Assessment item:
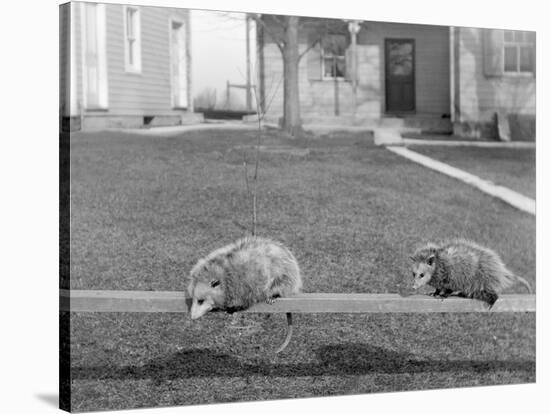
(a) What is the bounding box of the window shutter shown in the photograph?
[307,34,322,80]
[483,29,504,77]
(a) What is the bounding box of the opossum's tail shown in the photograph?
[275,313,293,354]
[515,275,532,293]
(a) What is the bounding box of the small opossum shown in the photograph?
[187,236,302,353]
[409,239,532,307]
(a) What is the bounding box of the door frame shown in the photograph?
[384,38,416,114]
[80,2,109,110]
[169,17,188,109]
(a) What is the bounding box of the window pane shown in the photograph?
[504,30,514,42]
[323,34,347,57]
[389,42,413,76]
[334,57,345,77]
[504,46,518,72]
[526,31,536,43]
[520,46,534,72]
[324,58,333,77]
[324,56,346,78]
[128,39,134,65]
[127,9,134,38]
[514,31,523,42]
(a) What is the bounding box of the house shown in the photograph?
[256,16,536,140]
[60,2,200,131]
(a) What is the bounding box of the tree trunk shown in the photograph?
[282,16,302,136]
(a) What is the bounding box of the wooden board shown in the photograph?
[60,290,535,314]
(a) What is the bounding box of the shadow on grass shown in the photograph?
[72,343,535,382]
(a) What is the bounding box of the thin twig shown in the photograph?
[235,47,284,236]
[250,14,285,54]
[243,154,251,200]
[251,84,263,236]
[298,37,320,62]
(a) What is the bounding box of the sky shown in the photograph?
[191,10,257,110]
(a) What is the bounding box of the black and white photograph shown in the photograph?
[54,0,540,412]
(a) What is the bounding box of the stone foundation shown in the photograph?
[61,112,203,131]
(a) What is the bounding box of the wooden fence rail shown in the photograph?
[60,290,535,314]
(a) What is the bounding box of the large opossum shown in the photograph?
[187,237,302,353]
[409,239,532,307]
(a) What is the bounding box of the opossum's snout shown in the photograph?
[411,258,434,289]
[412,273,427,290]
[190,297,214,320]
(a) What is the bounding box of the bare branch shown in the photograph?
[261,74,283,118]
[270,14,288,30]
[298,37,320,62]
[250,14,284,54]
[251,84,264,236]
[243,155,251,199]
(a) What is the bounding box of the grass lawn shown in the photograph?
[68,129,535,412]
[409,146,536,199]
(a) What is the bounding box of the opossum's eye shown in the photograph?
[197,299,204,305]
[427,255,435,266]
[210,279,221,288]
[419,273,425,278]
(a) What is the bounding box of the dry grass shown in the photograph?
[68,129,535,412]
[410,146,536,199]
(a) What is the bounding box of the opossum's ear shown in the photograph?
[210,279,221,288]
[427,255,435,266]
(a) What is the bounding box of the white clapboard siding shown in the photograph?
[71,3,191,116]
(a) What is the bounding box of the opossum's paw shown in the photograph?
[266,293,281,305]
[473,290,498,309]
[265,297,277,305]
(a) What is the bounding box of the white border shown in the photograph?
[1,1,546,414]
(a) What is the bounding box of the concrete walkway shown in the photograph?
[402,138,535,148]
[386,146,535,216]
[121,122,264,136]
[123,122,380,137]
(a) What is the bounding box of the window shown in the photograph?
[124,6,141,72]
[321,33,347,79]
[503,30,535,74]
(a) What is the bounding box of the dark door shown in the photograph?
[385,39,415,113]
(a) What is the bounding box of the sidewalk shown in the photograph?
[402,138,535,148]
[121,122,262,136]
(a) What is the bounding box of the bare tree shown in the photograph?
[250,15,303,136]
[251,14,350,136]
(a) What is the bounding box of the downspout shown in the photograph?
[348,20,360,119]
[449,26,455,123]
